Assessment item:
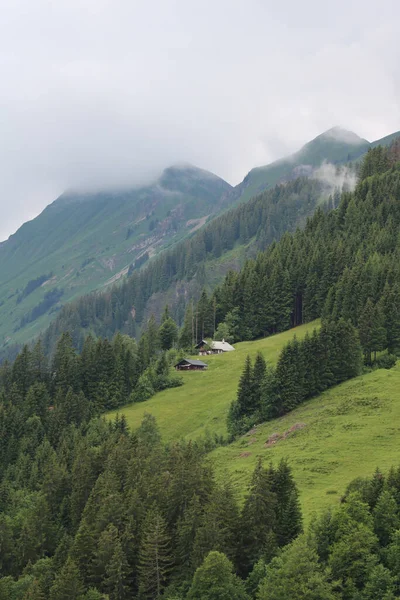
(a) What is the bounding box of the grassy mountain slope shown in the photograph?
[108,321,400,523]
[0,165,231,347]
[107,322,318,441]
[227,127,400,206]
[222,127,370,205]
[2,128,399,355]
[211,364,400,523]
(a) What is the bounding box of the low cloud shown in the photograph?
[0,0,399,240]
[314,162,358,194]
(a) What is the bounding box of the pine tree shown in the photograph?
[49,558,84,600]
[380,284,400,355]
[258,535,337,600]
[239,460,277,575]
[363,564,396,600]
[104,540,131,600]
[272,460,302,547]
[138,507,172,599]
[175,494,202,580]
[236,355,254,418]
[227,356,254,435]
[251,352,266,415]
[180,303,195,349]
[159,317,178,350]
[333,319,362,382]
[52,332,80,394]
[373,490,399,547]
[187,551,249,600]
[192,482,239,568]
[359,298,386,364]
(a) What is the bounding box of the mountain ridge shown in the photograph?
[0,127,399,352]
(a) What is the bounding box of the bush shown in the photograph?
[374,354,397,370]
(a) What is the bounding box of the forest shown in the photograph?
[0,143,400,598]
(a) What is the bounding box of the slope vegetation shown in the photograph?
[228,127,400,205]
[211,363,400,522]
[0,165,231,349]
[108,319,400,522]
[108,322,318,442]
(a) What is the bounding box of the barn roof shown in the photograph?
[194,339,209,349]
[211,340,235,351]
[175,358,208,367]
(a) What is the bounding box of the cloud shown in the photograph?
[314,162,358,194]
[0,0,399,240]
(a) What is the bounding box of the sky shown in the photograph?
[1,0,399,241]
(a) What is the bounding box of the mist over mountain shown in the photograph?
[1,125,399,357]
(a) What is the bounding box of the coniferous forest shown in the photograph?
[0,143,400,598]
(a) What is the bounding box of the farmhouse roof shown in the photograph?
[194,339,209,348]
[175,359,208,367]
[210,340,235,351]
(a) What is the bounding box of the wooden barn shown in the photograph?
[174,359,208,371]
[195,340,211,356]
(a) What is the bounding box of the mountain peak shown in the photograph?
[315,126,369,146]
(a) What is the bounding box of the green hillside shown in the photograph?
[107,322,318,441]
[2,128,399,359]
[211,363,400,522]
[0,165,231,349]
[230,127,400,205]
[107,318,400,523]
[226,127,370,205]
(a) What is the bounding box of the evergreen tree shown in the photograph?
[104,540,131,600]
[159,317,178,350]
[192,482,239,568]
[359,299,386,364]
[258,535,337,600]
[373,490,399,547]
[239,460,277,575]
[251,353,267,415]
[187,551,249,600]
[363,564,396,600]
[49,558,84,600]
[138,507,172,599]
[271,460,302,547]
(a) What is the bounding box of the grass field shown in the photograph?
[107,321,319,442]
[211,363,400,523]
[108,321,400,523]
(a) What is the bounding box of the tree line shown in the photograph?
[227,319,363,436]
[256,464,400,599]
[0,345,303,600]
[1,306,183,418]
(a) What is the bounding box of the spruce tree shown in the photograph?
[258,535,337,600]
[49,558,84,600]
[192,482,239,568]
[251,352,267,415]
[138,507,172,599]
[104,540,131,600]
[159,317,178,350]
[187,551,249,600]
[272,460,302,547]
[381,284,400,355]
[239,460,277,575]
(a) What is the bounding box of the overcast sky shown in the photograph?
[1,0,399,241]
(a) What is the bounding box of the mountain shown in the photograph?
[1,131,400,599]
[0,164,231,348]
[1,127,399,355]
[223,126,400,206]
